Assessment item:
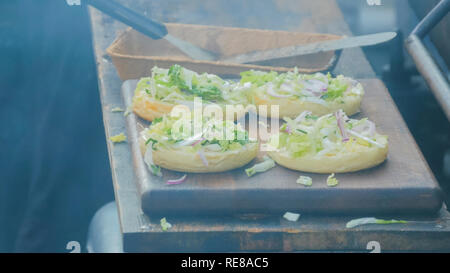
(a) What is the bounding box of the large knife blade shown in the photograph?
[220,31,397,64]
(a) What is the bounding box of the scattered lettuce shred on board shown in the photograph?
[109,133,127,143]
[111,107,125,112]
[245,156,275,177]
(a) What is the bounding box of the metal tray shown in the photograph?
[122,78,443,217]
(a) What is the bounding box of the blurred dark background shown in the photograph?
[0,0,448,252]
[0,0,113,252]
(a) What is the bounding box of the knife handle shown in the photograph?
[88,0,168,40]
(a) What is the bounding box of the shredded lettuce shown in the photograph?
[111,107,124,112]
[160,217,172,231]
[320,76,348,101]
[240,70,278,86]
[240,69,360,104]
[346,217,408,228]
[283,212,301,222]
[326,173,339,187]
[245,156,276,177]
[136,65,233,103]
[141,114,254,153]
[144,148,162,176]
[123,106,132,117]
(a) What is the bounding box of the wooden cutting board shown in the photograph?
[122,78,443,217]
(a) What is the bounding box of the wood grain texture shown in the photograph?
[89,0,450,252]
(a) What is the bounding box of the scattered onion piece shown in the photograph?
[166,174,187,185]
[346,217,407,228]
[335,110,349,142]
[303,79,328,93]
[347,129,385,148]
[197,150,209,166]
[175,133,204,147]
[327,173,339,187]
[109,133,127,143]
[283,125,292,134]
[160,217,172,231]
[266,83,293,98]
[204,144,221,152]
[301,97,329,107]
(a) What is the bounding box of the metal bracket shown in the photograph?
[405,0,450,120]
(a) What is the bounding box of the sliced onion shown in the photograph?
[335,110,349,142]
[197,150,209,166]
[166,174,187,185]
[298,88,315,97]
[295,111,312,122]
[174,133,204,147]
[282,125,292,134]
[303,79,328,93]
[266,83,293,98]
[191,137,205,146]
[280,83,294,92]
[301,97,329,107]
[347,129,385,148]
[204,144,222,152]
[353,120,376,136]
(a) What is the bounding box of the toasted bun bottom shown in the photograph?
[267,145,388,173]
[132,95,247,121]
[132,95,175,122]
[253,94,362,118]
